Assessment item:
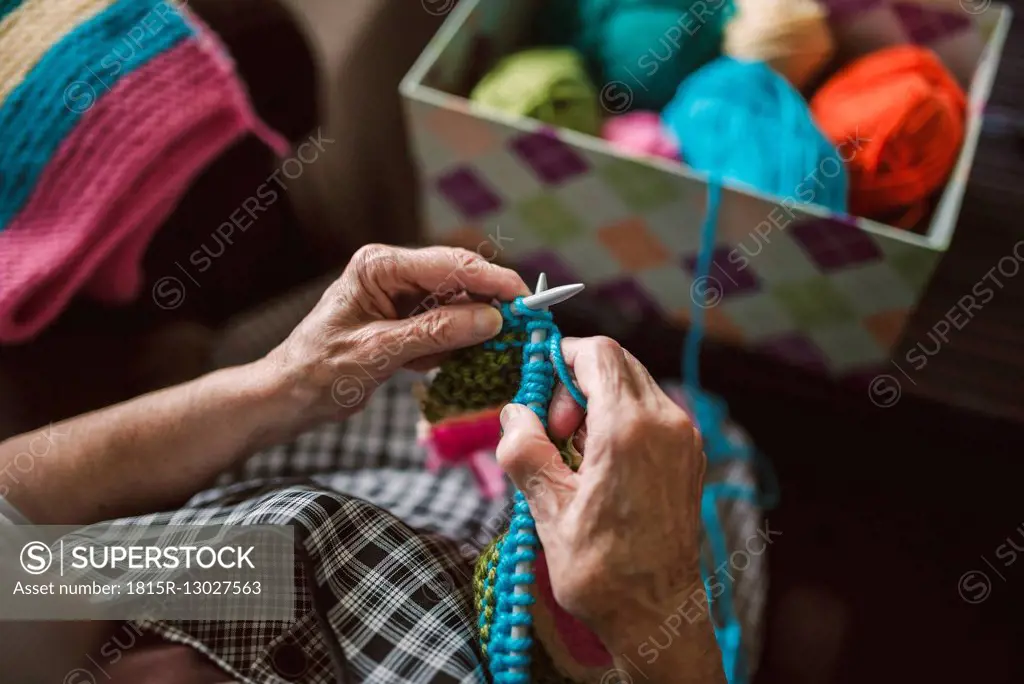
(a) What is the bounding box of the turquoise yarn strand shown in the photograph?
[701,483,758,684]
[684,180,773,684]
[487,298,586,683]
[684,180,722,392]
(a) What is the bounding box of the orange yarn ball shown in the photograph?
[810,45,966,229]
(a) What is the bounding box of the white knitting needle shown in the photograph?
[534,271,548,296]
[517,283,585,313]
[507,273,584,671]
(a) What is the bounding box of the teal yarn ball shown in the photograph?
[536,0,730,112]
[601,2,728,111]
[662,57,848,213]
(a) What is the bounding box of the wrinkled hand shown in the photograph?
[265,244,528,428]
[496,336,707,651]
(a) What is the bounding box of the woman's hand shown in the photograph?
[496,337,724,683]
[264,244,528,429]
[0,244,526,526]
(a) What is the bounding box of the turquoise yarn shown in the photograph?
[486,299,586,683]
[663,57,848,214]
[534,0,729,112]
[601,2,728,111]
[684,178,778,684]
[0,0,193,228]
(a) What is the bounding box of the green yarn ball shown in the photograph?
[470,48,602,136]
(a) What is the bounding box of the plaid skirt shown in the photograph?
[87,369,770,683]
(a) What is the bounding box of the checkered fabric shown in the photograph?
[2,367,766,683]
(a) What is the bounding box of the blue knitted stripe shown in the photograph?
[0,0,194,229]
[485,298,586,683]
[0,0,24,23]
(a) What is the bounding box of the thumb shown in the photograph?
[378,303,504,368]
[497,403,574,523]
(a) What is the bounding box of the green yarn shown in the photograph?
[475,529,574,683]
[470,48,602,136]
[474,538,500,658]
[421,330,526,423]
[554,437,582,471]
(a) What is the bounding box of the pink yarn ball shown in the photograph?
[601,111,680,161]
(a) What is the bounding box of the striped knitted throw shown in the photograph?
[0,0,287,343]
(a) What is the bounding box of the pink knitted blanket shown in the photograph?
[0,0,287,342]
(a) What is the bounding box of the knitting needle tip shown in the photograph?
[534,272,548,295]
[519,283,585,311]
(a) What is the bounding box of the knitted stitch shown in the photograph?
[421,329,526,424]
[0,0,118,105]
[0,0,286,342]
[418,298,587,681]
[0,0,193,226]
[471,300,586,683]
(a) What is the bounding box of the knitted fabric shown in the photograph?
[478,300,585,683]
[0,0,287,343]
[421,329,527,424]
[418,299,586,682]
[0,0,118,106]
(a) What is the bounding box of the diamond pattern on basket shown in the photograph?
[509,129,589,185]
[789,219,884,271]
[864,308,912,348]
[888,249,941,290]
[683,247,762,298]
[595,277,663,320]
[436,166,504,219]
[405,0,988,379]
[516,250,582,287]
[772,277,858,328]
[516,193,585,245]
[598,217,672,272]
[599,158,685,211]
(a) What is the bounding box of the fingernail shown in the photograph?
[475,307,503,338]
[499,403,518,428]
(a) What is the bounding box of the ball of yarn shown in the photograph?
[725,0,835,91]
[663,56,848,213]
[470,48,602,136]
[535,0,729,112]
[810,45,966,228]
[602,111,681,160]
[600,2,729,111]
